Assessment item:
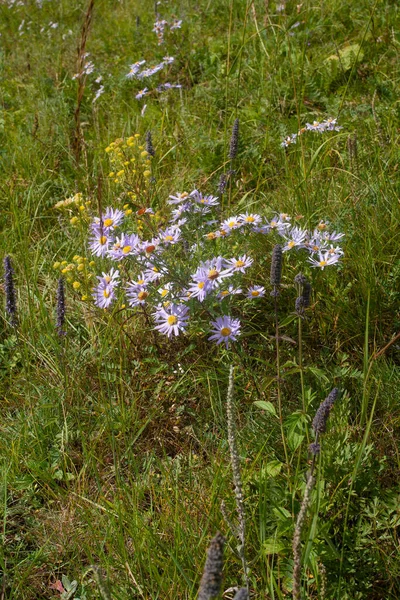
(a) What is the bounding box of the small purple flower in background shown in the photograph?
[136,88,149,100]
[126,60,146,79]
[246,285,265,299]
[170,19,182,31]
[281,133,297,148]
[209,316,241,348]
[153,303,189,337]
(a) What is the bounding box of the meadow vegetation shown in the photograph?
[0,0,400,598]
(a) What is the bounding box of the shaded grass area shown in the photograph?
[0,0,400,598]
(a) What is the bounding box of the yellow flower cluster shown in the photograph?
[53,255,95,301]
[105,135,153,199]
[54,193,92,226]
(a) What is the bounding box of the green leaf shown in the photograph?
[265,459,283,477]
[263,538,287,555]
[254,400,277,417]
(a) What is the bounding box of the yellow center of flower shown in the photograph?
[165,235,174,242]
[167,315,178,325]
[317,223,327,231]
[245,216,255,222]
[137,279,145,285]
[228,221,236,228]
[161,289,168,297]
[198,282,205,289]
[208,269,219,280]
[220,291,229,297]
[103,290,110,298]
[104,218,114,227]
[251,290,260,297]
[219,230,227,237]
[235,260,245,268]
[288,241,296,249]
[122,245,132,254]
[100,236,107,245]
[270,221,277,228]
[207,232,216,240]
[312,245,319,251]
[138,291,148,301]
[319,260,327,267]
[105,276,111,283]
[221,327,232,337]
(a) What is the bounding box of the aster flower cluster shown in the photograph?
[152,18,182,44]
[63,155,345,351]
[126,8,183,109]
[281,117,342,148]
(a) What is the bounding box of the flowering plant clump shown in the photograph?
[54,135,345,350]
[281,117,343,148]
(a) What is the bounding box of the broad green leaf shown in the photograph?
[254,400,277,417]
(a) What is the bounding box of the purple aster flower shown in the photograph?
[153,303,189,337]
[308,250,341,269]
[107,233,140,261]
[281,226,307,252]
[190,190,220,208]
[96,268,120,288]
[126,60,146,79]
[216,286,242,301]
[247,285,265,299]
[136,88,149,100]
[126,284,149,307]
[208,316,241,348]
[89,231,113,257]
[93,282,116,309]
[223,255,253,274]
[193,257,231,287]
[238,212,262,227]
[158,226,182,245]
[98,207,124,231]
[168,191,190,205]
[220,216,243,233]
[187,278,212,302]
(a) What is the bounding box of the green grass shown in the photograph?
[1,0,400,598]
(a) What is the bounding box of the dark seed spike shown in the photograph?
[56,277,66,337]
[198,532,225,600]
[145,131,155,157]
[312,388,339,435]
[4,255,18,327]
[218,173,227,195]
